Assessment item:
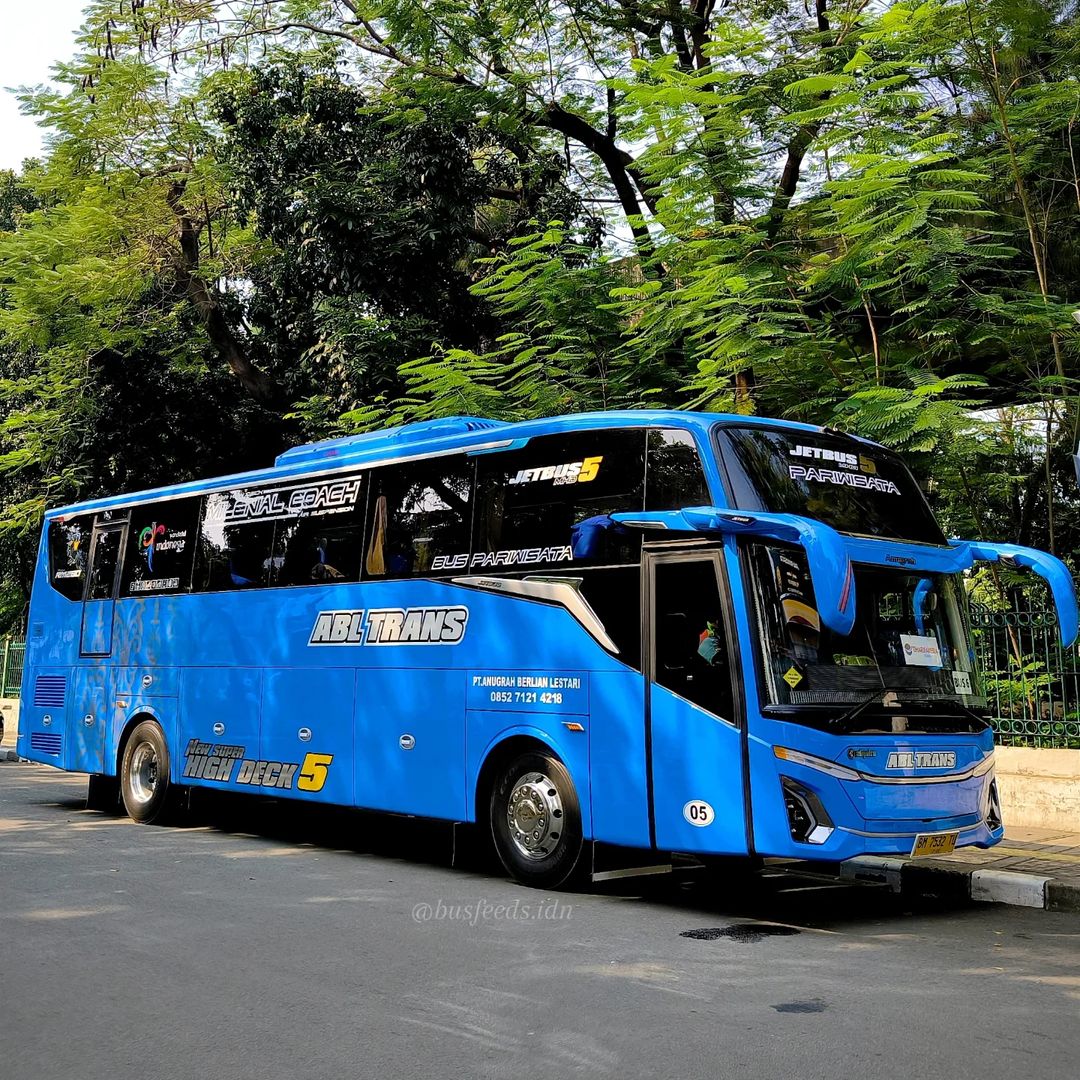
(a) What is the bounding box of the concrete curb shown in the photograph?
[842,855,1080,912]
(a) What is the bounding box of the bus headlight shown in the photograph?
[780,776,834,845]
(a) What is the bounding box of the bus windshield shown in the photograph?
[715,424,946,546]
[745,542,984,716]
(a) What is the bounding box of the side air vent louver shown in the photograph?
[30,732,62,756]
[33,675,67,708]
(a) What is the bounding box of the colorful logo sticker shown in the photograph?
[139,523,166,571]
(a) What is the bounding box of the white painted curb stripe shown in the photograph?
[970,869,1049,908]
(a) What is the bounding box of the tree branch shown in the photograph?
[534,103,658,251]
[764,0,832,241]
[166,182,277,405]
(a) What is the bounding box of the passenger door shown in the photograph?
[73,519,126,773]
[644,546,749,855]
[80,521,126,657]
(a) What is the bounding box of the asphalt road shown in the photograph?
[2,763,1079,1080]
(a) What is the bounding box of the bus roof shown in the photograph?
[49,408,829,518]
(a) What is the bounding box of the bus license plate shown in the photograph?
[910,831,958,858]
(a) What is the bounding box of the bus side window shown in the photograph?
[274,474,366,587]
[577,566,642,669]
[193,492,277,592]
[473,429,646,570]
[48,516,92,600]
[364,458,473,578]
[87,528,123,601]
[121,498,200,596]
[645,429,711,510]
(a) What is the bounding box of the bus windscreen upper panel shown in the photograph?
[714,425,946,546]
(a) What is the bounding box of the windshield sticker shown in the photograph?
[782,665,804,689]
[899,633,943,667]
[952,670,973,695]
[309,606,469,646]
[509,456,602,487]
[788,465,901,495]
[788,444,900,495]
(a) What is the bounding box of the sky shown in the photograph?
[0,1,88,170]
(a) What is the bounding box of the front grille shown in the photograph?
[30,732,62,756]
[33,675,67,708]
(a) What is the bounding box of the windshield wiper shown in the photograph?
[829,688,989,732]
[827,687,919,731]
[899,696,990,729]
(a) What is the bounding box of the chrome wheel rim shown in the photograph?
[129,742,160,805]
[506,771,563,860]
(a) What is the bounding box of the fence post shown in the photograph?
[1,637,9,697]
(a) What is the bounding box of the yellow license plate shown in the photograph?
[910,831,959,858]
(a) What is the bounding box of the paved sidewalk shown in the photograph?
[843,827,1080,912]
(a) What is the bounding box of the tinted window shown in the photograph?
[716,426,945,545]
[274,474,366,587]
[87,527,124,601]
[364,458,473,578]
[652,558,734,720]
[474,430,646,571]
[645,428,711,510]
[121,499,199,596]
[194,490,278,591]
[578,566,642,669]
[48,516,92,600]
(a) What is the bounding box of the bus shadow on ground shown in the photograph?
[82,783,977,932]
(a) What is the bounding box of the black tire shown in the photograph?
[120,721,176,824]
[489,750,584,889]
[86,773,121,814]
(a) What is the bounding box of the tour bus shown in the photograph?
[17,411,1079,886]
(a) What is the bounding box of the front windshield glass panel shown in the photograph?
[716,425,946,545]
[746,542,983,709]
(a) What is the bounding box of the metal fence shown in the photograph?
[970,602,1080,749]
[1,634,25,698]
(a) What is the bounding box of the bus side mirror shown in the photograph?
[957,540,1079,648]
[611,507,856,636]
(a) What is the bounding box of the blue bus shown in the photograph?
[17,410,1079,886]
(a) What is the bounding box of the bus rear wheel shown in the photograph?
[120,721,176,824]
[490,750,583,889]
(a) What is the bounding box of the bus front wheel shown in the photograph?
[120,721,176,824]
[490,751,584,889]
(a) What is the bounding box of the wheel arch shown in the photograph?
[470,725,591,839]
[113,708,170,778]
